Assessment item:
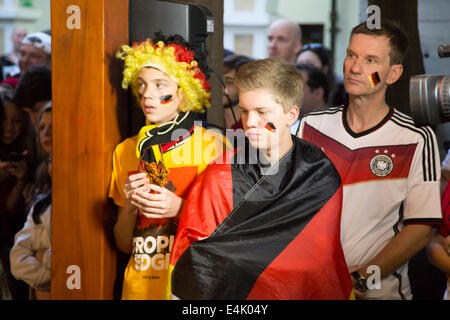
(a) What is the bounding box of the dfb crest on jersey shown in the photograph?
[370,154,394,177]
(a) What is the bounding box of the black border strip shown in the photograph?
[343,105,394,138]
[392,112,437,181]
[390,117,432,181]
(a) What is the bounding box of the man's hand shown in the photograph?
[349,264,368,299]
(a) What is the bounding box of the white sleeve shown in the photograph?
[9,205,51,291]
[403,127,442,223]
[297,117,306,138]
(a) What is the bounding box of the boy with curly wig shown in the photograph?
[109,34,228,300]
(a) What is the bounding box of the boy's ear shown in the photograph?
[286,105,300,127]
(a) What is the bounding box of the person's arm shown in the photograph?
[4,160,28,213]
[427,229,450,274]
[350,224,432,298]
[360,224,432,278]
[113,201,137,254]
[10,206,51,291]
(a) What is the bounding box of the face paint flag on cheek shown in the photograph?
[368,72,381,88]
[160,94,173,104]
[265,122,276,134]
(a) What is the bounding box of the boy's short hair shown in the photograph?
[295,63,329,104]
[350,19,408,65]
[234,58,303,112]
[223,54,254,74]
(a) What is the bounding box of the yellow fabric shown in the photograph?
[109,126,229,300]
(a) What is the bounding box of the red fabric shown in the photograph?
[247,186,352,299]
[440,183,450,237]
[0,77,19,88]
[170,158,235,266]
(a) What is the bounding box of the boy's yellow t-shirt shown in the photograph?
[109,126,228,300]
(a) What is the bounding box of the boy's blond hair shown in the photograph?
[234,58,303,112]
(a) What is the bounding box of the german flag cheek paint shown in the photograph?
[368,71,381,88]
[265,122,276,134]
[159,94,173,105]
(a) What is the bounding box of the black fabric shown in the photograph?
[172,137,341,299]
[138,111,196,164]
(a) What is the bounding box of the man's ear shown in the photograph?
[295,42,303,56]
[286,105,300,126]
[386,64,403,85]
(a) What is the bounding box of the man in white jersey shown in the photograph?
[298,19,442,299]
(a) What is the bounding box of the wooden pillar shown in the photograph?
[51,0,128,299]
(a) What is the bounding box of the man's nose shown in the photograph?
[349,58,362,73]
[245,111,259,128]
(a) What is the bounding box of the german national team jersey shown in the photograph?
[299,105,442,300]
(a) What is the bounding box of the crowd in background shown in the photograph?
[222,18,347,134]
[0,29,52,299]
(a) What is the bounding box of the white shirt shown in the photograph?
[299,106,442,299]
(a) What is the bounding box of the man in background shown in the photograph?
[1,28,27,79]
[267,19,302,65]
[18,32,51,76]
[222,54,253,129]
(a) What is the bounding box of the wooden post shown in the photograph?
[51,0,128,299]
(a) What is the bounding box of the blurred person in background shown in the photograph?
[13,64,51,135]
[297,43,348,107]
[267,19,302,65]
[1,28,27,79]
[291,63,329,134]
[222,54,254,129]
[17,32,51,77]
[10,154,52,300]
[0,90,37,299]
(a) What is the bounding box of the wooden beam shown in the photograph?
[51,0,128,299]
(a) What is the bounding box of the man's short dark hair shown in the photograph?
[223,54,254,74]
[14,64,51,109]
[350,19,408,65]
[295,63,329,104]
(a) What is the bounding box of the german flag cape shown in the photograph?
[170,137,353,299]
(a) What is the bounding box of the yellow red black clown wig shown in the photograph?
[116,37,211,113]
